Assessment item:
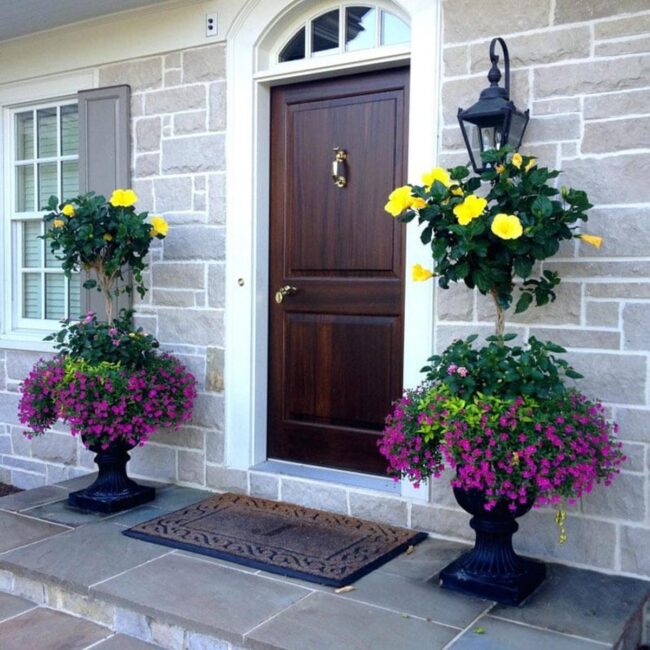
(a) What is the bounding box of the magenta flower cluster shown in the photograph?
[378,385,624,511]
[18,354,197,450]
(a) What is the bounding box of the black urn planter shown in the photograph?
[439,486,545,606]
[68,439,155,514]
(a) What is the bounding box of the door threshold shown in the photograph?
[252,459,400,495]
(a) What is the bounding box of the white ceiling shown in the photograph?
[0,0,172,42]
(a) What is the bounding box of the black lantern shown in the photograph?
[458,37,529,173]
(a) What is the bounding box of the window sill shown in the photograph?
[0,333,56,353]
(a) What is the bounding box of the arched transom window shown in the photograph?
[279,4,410,63]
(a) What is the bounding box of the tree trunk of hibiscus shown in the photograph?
[492,290,505,339]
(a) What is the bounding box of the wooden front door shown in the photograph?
[268,68,409,475]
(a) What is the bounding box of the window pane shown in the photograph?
[16,165,35,212]
[23,221,42,268]
[60,105,79,156]
[45,274,66,320]
[16,112,34,160]
[23,273,42,319]
[346,7,376,51]
[69,273,81,319]
[62,160,79,200]
[381,11,410,46]
[38,162,58,209]
[312,9,339,56]
[37,107,58,158]
[279,27,306,62]
[44,223,61,268]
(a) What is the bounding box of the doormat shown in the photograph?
[0,483,22,498]
[123,492,427,587]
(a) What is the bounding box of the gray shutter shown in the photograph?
[77,85,131,320]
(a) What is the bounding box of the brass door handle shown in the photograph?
[332,147,347,188]
[275,285,298,304]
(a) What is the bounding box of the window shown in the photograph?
[279,4,410,63]
[9,101,81,327]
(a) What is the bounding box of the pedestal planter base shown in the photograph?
[439,487,546,606]
[68,440,155,514]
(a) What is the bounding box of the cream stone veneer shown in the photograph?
[0,0,649,579]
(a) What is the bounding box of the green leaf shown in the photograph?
[565,369,584,379]
[513,257,533,278]
[532,195,553,218]
[515,292,533,314]
[82,279,97,290]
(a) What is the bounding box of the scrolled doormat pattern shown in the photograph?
[124,492,427,586]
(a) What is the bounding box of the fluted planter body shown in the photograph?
[439,486,545,605]
[67,439,155,514]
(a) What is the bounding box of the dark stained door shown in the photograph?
[268,68,409,475]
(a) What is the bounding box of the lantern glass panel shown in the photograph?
[508,110,528,149]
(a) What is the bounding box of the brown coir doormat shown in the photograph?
[124,492,427,586]
[0,483,22,498]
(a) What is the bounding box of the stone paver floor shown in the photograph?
[0,475,647,649]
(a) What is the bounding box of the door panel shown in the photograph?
[268,68,409,475]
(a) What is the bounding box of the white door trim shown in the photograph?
[224,0,442,501]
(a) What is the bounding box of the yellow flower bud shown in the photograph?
[579,234,603,249]
[53,219,64,228]
[412,264,434,282]
[511,153,523,168]
[524,157,536,172]
[103,233,113,242]
[495,164,505,174]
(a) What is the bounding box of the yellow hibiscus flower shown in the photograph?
[52,218,64,228]
[511,153,523,169]
[452,195,487,226]
[61,204,75,217]
[412,263,434,282]
[421,167,451,190]
[103,233,113,242]
[384,186,425,217]
[495,164,506,174]
[525,157,536,172]
[109,188,138,207]
[579,234,603,249]
[491,213,523,240]
[149,215,169,238]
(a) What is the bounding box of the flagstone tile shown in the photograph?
[0,592,36,622]
[92,634,163,649]
[246,591,458,650]
[0,485,67,512]
[0,607,110,650]
[0,511,68,553]
[92,553,310,644]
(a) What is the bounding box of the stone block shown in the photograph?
[554,0,650,23]
[596,12,650,39]
[249,473,279,500]
[470,26,590,72]
[208,172,226,224]
[619,441,645,473]
[128,443,177,481]
[584,88,650,120]
[443,45,467,76]
[583,115,650,154]
[178,450,205,484]
[165,51,181,69]
[581,472,645,520]
[205,429,224,464]
[194,175,206,192]
[208,81,227,131]
[441,126,464,151]
[145,85,206,115]
[182,44,226,83]
[436,283,474,321]
[623,303,650,351]
[586,301,619,328]
[163,69,182,87]
[30,433,76,465]
[5,350,43,380]
[152,262,205,289]
[206,347,224,393]
[157,308,223,346]
[620,525,650,576]
[411,504,473,541]
[596,36,650,57]
[516,508,616,569]
[206,465,247,492]
[155,176,194,212]
[186,632,230,650]
[587,282,650,299]
[194,192,206,211]
[57,590,114,626]
[579,208,650,258]
[616,408,650,443]
[528,326,620,350]
[164,225,225,261]
[565,351,646,404]
[132,179,154,212]
[151,620,185,649]
[174,110,207,135]
[435,324,526,353]
[114,607,151,641]
[175,354,206,390]
[281,478,348,514]
[207,264,226,308]
[162,134,224,174]
[155,425,205,449]
[191,393,224,429]
[534,55,650,97]
[0,435,10,454]
[135,117,161,153]
[11,427,31,455]
[99,57,162,91]
[525,114,581,143]
[443,0,550,43]
[349,492,408,527]
[533,97,581,116]
[2,455,46,474]
[134,153,159,177]
[152,289,195,307]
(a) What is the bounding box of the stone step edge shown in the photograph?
[0,567,248,650]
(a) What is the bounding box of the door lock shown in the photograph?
[275,285,298,304]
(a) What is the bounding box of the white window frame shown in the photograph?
[0,70,94,351]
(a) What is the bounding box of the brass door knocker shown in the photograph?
[331,147,347,188]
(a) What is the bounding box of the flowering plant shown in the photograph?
[44,189,168,322]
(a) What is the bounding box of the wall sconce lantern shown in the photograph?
[457,37,530,173]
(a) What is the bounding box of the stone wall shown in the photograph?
[436,0,650,577]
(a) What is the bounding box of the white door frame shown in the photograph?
[224,0,442,500]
